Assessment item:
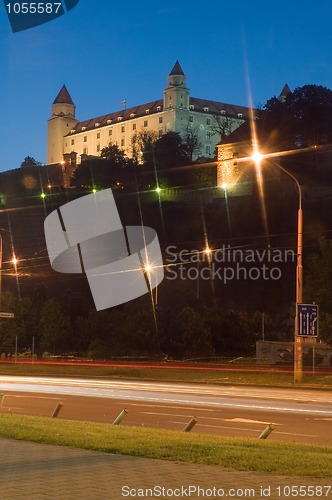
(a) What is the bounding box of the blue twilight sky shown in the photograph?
[0,0,332,171]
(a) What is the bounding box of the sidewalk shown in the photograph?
[0,437,328,499]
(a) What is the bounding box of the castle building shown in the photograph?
[47,61,253,168]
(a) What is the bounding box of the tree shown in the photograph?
[304,238,332,345]
[162,306,213,359]
[100,143,127,163]
[131,130,158,167]
[211,114,234,143]
[184,126,201,161]
[39,298,71,354]
[71,143,135,189]
[287,85,332,146]
[153,132,190,169]
[261,84,332,149]
[20,156,42,168]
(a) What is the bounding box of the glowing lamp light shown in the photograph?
[204,247,212,255]
[92,187,97,193]
[144,264,153,273]
[221,182,228,190]
[251,150,264,163]
[11,256,18,266]
[40,192,46,199]
[155,187,161,194]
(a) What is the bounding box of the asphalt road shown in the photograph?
[0,376,331,446]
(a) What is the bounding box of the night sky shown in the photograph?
[1,0,332,171]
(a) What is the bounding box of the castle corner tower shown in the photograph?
[47,85,78,164]
[163,60,190,111]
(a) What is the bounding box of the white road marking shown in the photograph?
[224,418,282,426]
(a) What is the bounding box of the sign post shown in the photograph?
[297,304,319,338]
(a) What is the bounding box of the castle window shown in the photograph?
[71,139,75,145]
[144,120,148,127]
[159,117,163,124]
[157,106,161,111]
[83,147,88,155]
[82,126,86,131]
[130,113,136,118]
[84,136,87,142]
[158,130,163,138]
[145,109,150,114]
[206,118,211,125]
[70,129,75,134]
[121,125,125,133]
[97,144,100,153]
[117,116,123,122]
[97,132,100,139]
[95,122,100,127]
[206,131,211,140]
[133,124,137,130]
[189,104,194,110]
[220,110,226,115]
[237,113,243,118]
[206,145,211,155]
[107,119,112,124]
[109,129,113,136]
[203,107,209,112]
[189,115,194,123]
[121,139,125,147]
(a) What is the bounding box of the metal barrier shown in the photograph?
[112,409,128,425]
[183,417,198,432]
[259,424,274,439]
[51,402,63,418]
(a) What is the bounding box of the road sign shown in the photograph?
[297,304,318,337]
[0,312,14,318]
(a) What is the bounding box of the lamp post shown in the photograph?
[270,160,303,383]
[251,153,304,383]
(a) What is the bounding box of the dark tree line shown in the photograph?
[0,287,285,360]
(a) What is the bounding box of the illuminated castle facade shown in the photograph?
[47,61,252,168]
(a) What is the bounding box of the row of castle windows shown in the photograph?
[71,118,164,146]
[70,109,241,136]
[70,121,210,148]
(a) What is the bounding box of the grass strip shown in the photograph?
[0,413,330,477]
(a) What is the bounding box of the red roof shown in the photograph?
[169,60,185,76]
[53,85,75,105]
[68,96,254,137]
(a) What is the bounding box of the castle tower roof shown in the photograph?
[279,83,291,98]
[169,60,185,76]
[53,85,75,105]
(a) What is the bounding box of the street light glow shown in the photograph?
[251,150,264,164]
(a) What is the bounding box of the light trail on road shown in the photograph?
[0,376,331,416]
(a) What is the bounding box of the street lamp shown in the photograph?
[251,152,304,383]
[0,229,19,317]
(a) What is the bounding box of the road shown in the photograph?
[0,376,331,446]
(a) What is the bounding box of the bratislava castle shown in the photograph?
[47,61,252,166]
